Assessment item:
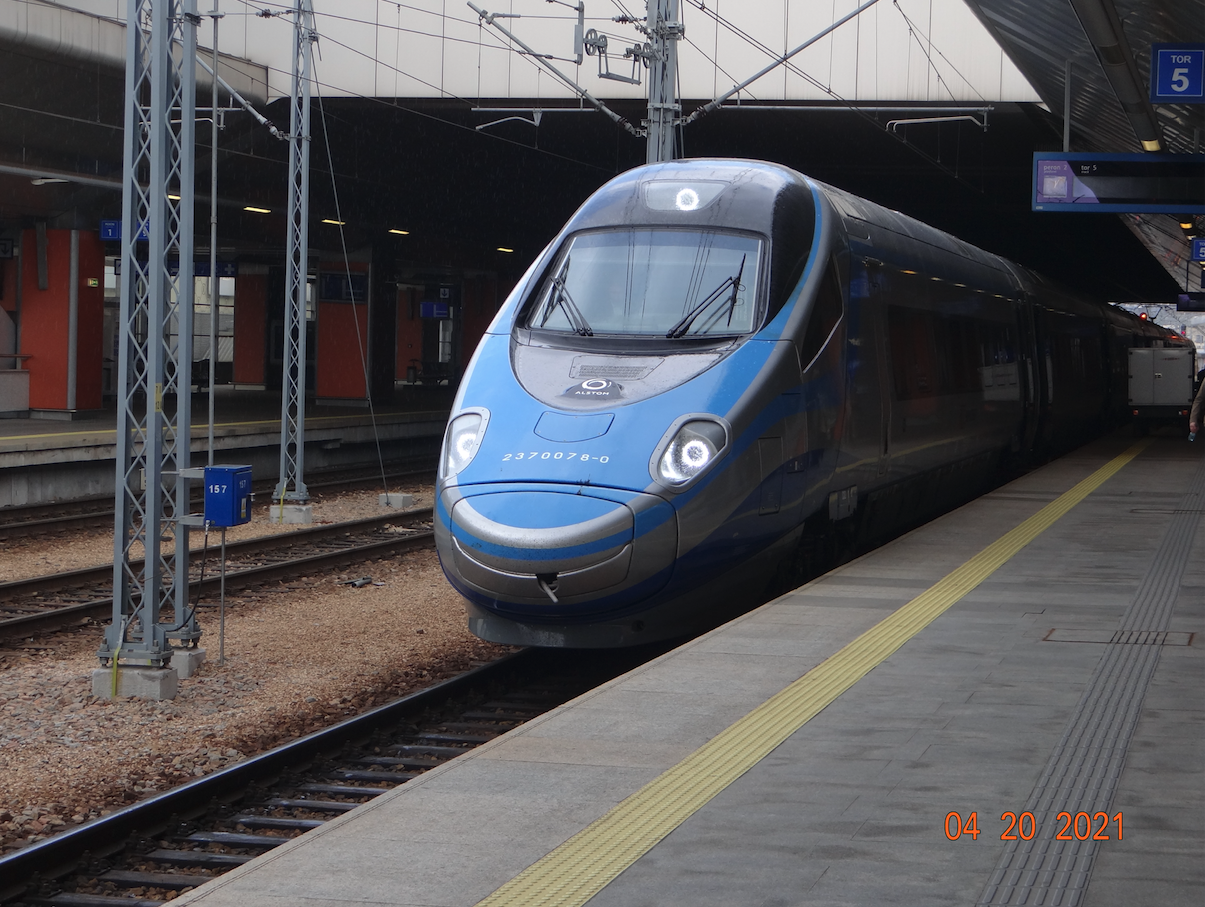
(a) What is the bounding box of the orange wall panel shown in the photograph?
[19,229,104,411]
[233,273,267,385]
[316,301,368,399]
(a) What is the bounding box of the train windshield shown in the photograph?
[527,229,763,338]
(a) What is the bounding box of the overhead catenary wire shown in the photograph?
[467,1,640,136]
[684,0,887,123]
[189,35,614,180]
[680,0,989,190]
[234,0,615,44]
[889,0,990,104]
[312,56,394,503]
[226,3,619,172]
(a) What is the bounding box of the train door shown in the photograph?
[874,298,892,477]
[1016,297,1041,457]
[842,261,889,490]
[1030,306,1057,454]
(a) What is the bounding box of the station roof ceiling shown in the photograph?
[963,0,1204,292]
[0,0,1200,300]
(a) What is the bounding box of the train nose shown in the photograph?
[437,487,676,613]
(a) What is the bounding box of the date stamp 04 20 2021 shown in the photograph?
[944,811,1123,842]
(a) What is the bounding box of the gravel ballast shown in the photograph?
[0,487,510,855]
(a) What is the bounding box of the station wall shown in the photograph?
[233,266,268,386]
[19,228,103,413]
[316,261,371,401]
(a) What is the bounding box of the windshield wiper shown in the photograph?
[539,256,593,336]
[665,254,747,339]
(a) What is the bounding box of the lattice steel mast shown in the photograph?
[274,0,316,513]
[101,0,202,672]
[644,0,682,163]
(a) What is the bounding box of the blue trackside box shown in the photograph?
[204,465,253,527]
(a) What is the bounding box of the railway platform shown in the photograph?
[172,432,1203,907]
[0,386,452,507]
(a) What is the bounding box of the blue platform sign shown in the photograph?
[1151,44,1205,103]
[318,271,368,303]
[99,219,150,241]
[1192,239,1205,262]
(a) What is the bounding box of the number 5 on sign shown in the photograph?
[1151,45,1205,103]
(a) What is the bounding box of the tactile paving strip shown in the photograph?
[471,445,1151,907]
[977,450,1205,907]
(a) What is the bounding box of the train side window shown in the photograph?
[799,260,843,370]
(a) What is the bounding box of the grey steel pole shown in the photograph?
[208,4,222,466]
[275,0,315,511]
[101,0,201,675]
[219,526,226,665]
[645,0,682,164]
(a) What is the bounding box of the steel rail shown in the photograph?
[0,651,534,895]
[0,511,435,640]
[0,458,437,538]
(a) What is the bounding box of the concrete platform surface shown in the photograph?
[0,387,451,507]
[0,386,451,455]
[171,435,1204,907]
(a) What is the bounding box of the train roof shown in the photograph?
[816,180,1019,297]
[563,159,813,238]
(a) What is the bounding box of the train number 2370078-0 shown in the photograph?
[502,452,611,463]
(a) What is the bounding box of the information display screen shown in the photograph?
[1177,293,1205,312]
[1032,153,1205,214]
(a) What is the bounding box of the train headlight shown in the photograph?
[655,418,728,487]
[643,180,727,212]
[442,409,489,479]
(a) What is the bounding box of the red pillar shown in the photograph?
[19,228,104,414]
[315,263,370,401]
[233,266,268,387]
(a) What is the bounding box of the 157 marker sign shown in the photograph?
[1151,44,1205,103]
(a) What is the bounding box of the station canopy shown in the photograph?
[0,0,1201,297]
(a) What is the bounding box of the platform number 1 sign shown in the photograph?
[1151,45,1205,103]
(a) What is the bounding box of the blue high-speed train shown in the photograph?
[434,159,1192,647]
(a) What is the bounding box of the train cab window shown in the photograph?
[798,260,843,370]
[525,229,763,340]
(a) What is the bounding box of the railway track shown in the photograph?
[0,458,437,541]
[0,508,436,641]
[0,646,667,906]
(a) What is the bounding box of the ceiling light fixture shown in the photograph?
[243,206,271,214]
[322,218,345,226]
[496,247,514,253]
[389,229,410,235]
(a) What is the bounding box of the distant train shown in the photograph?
[434,160,1194,647]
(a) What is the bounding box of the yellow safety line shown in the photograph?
[475,439,1150,907]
